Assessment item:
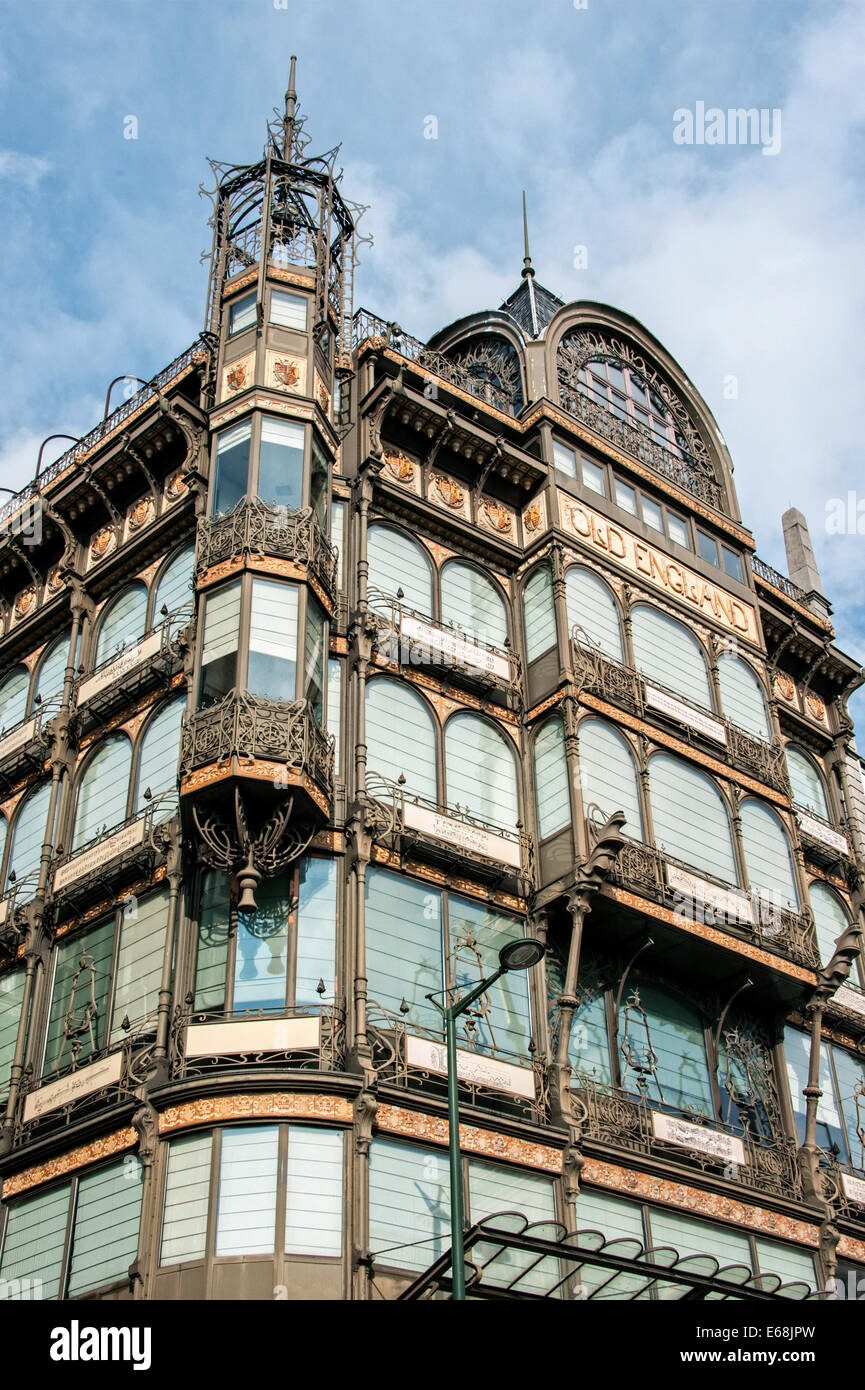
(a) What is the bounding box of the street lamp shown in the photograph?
[426,935,546,1301]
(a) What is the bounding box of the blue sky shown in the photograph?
[1,0,863,724]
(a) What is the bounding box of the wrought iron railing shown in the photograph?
[752,556,808,604]
[353,308,521,417]
[368,587,520,690]
[180,689,333,802]
[12,1031,152,1143]
[173,1002,346,1077]
[51,802,165,899]
[73,604,191,710]
[570,1069,802,1201]
[196,497,337,605]
[0,338,212,535]
[572,632,791,795]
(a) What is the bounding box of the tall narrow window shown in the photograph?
[534,719,570,839]
[8,781,52,890]
[369,1140,451,1273]
[631,605,712,710]
[247,579,298,700]
[717,654,770,739]
[0,965,25,1099]
[303,593,326,721]
[296,857,338,1004]
[522,566,556,663]
[72,737,132,849]
[809,883,851,968]
[326,659,341,764]
[785,746,830,818]
[66,1159,143,1296]
[648,754,736,883]
[620,982,713,1116]
[0,667,29,735]
[365,680,437,800]
[365,870,442,1035]
[0,1182,70,1299]
[211,421,251,516]
[258,417,305,511]
[740,800,798,909]
[284,1128,343,1256]
[367,525,433,616]
[199,582,241,705]
[331,502,345,588]
[566,568,624,661]
[134,697,184,812]
[310,436,329,534]
[444,714,518,828]
[109,888,170,1042]
[154,544,195,624]
[578,718,643,839]
[440,562,508,646]
[215,1126,279,1257]
[32,632,71,713]
[160,1133,212,1266]
[94,584,148,667]
[43,917,114,1075]
[228,292,256,335]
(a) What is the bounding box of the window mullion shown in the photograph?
[59,1177,79,1300]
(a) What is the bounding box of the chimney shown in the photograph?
[782,507,824,597]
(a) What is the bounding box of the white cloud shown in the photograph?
[0,149,50,189]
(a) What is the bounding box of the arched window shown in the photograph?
[153,544,195,623]
[648,754,737,883]
[785,747,830,819]
[619,981,713,1116]
[365,680,437,801]
[522,566,556,663]
[0,667,29,735]
[95,583,148,667]
[578,718,643,840]
[445,714,518,829]
[809,883,851,967]
[717,654,770,739]
[32,632,71,713]
[534,719,570,839]
[566,568,624,662]
[134,698,185,813]
[740,801,798,908]
[72,738,133,850]
[440,562,507,647]
[8,782,52,889]
[631,605,713,710]
[367,526,433,617]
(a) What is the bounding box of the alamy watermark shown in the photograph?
[673,102,781,156]
[826,492,865,535]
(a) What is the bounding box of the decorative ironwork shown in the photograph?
[353,309,522,418]
[196,498,337,605]
[192,786,319,911]
[174,1003,346,1078]
[556,329,726,512]
[752,555,808,604]
[51,803,165,908]
[72,604,191,731]
[572,631,791,795]
[180,689,333,804]
[0,701,55,795]
[368,587,520,698]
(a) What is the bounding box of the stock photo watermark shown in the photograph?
[673,103,782,156]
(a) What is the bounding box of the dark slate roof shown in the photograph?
[499,276,564,339]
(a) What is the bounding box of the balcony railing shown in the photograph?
[180,689,333,804]
[353,308,522,418]
[0,700,56,794]
[369,588,520,697]
[196,498,338,608]
[570,1069,802,1203]
[558,381,726,512]
[172,1002,346,1077]
[794,805,854,874]
[589,820,819,971]
[752,556,808,605]
[12,1031,150,1144]
[73,604,192,731]
[51,802,166,907]
[572,632,791,795]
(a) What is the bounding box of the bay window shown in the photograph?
[211,415,323,519]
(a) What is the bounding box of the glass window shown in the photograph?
[553,440,577,477]
[573,1188,647,1299]
[0,965,25,1101]
[270,289,307,331]
[228,292,256,335]
[8,781,51,891]
[365,679,437,800]
[215,1126,279,1257]
[581,456,606,495]
[753,1238,816,1290]
[160,1133,212,1266]
[154,544,195,626]
[570,982,611,1082]
[631,605,713,710]
[0,1181,71,1299]
[248,578,298,700]
[534,719,570,839]
[310,435,329,534]
[666,512,689,548]
[809,883,850,968]
[72,737,132,849]
[66,1159,143,1296]
[367,526,433,617]
[331,502,345,588]
[783,1025,844,1155]
[95,584,148,666]
[697,529,720,567]
[615,479,638,515]
[441,562,508,647]
[0,667,30,735]
[722,545,744,583]
[566,568,623,661]
[649,754,737,884]
[109,888,170,1043]
[740,800,798,909]
[303,593,326,721]
[834,1046,865,1172]
[468,1161,558,1296]
[284,1128,343,1256]
[445,713,518,829]
[326,658,341,764]
[785,747,830,819]
[295,857,337,1005]
[620,982,713,1116]
[717,654,770,740]
[578,718,643,840]
[212,421,251,516]
[134,697,184,812]
[33,633,71,714]
[449,895,532,1055]
[194,872,232,1013]
[258,417,304,511]
[641,496,664,532]
[369,1140,451,1272]
[523,566,557,663]
[649,1207,752,1279]
[233,875,291,1013]
[42,917,114,1075]
[199,582,241,705]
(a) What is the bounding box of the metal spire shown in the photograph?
[521,190,535,280]
[283,55,298,158]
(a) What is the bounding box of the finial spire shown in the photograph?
[521,190,535,280]
[283,55,298,158]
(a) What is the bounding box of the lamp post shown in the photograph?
[426,936,546,1301]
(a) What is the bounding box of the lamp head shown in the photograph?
[498,938,545,972]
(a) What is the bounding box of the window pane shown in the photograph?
[160,1133,212,1266]
[740,800,798,909]
[581,457,606,495]
[95,585,148,666]
[553,440,577,477]
[809,883,849,968]
[697,529,720,567]
[569,984,611,1081]
[523,566,557,663]
[110,888,170,1042]
[369,1140,451,1272]
[303,593,326,721]
[784,1025,844,1154]
[641,496,663,532]
[615,479,638,515]
[722,545,744,583]
[8,781,52,892]
[441,562,508,647]
[649,754,737,884]
[366,680,437,800]
[233,875,289,1012]
[228,292,256,334]
[786,747,830,818]
[248,579,298,700]
[326,659,341,764]
[212,422,251,516]
[285,1128,343,1256]
[154,545,195,626]
[73,737,132,848]
[566,568,623,661]
[33,634,70,714]
[200,582,241,704]
[534,719,570,839]
[270,289,307,330]
[649,1208,752,1277]
[0,966,25,1100]
[448,895,532,1056]
[134,697,184,812]
[296,856,337,1005]
[366,868,442,1034]
[0,1182,70,1299]
[573,1189,646,1299]
[195,872,231,1012]
[445,714,518,828]
[579,719,643,840]
[258,417,304,511]
[833,1046,865,1172]
[754,1238,816,1291]
[620,982,713,1115]
[215,1127,279,1256]
[717,655,770,739]
[631,605,713,710]
[67,1158,143,1296]
[468,1161,558,1295]
[310,435,329,534]
[667,513,689,547]
[43,918,114,1075]
[331,502,345,587]
[367,526,433,617]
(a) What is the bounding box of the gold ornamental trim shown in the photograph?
[837,1233,865,1262]
[368,845,526,913]
[581,1157,821,1248]
[375,1104,561,1173]
[1,1127,137,1199]
[157,1091,352,1134]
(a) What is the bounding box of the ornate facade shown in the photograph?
[0,71,863,1302]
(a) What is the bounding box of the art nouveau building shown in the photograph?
[0,76,863,1302]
